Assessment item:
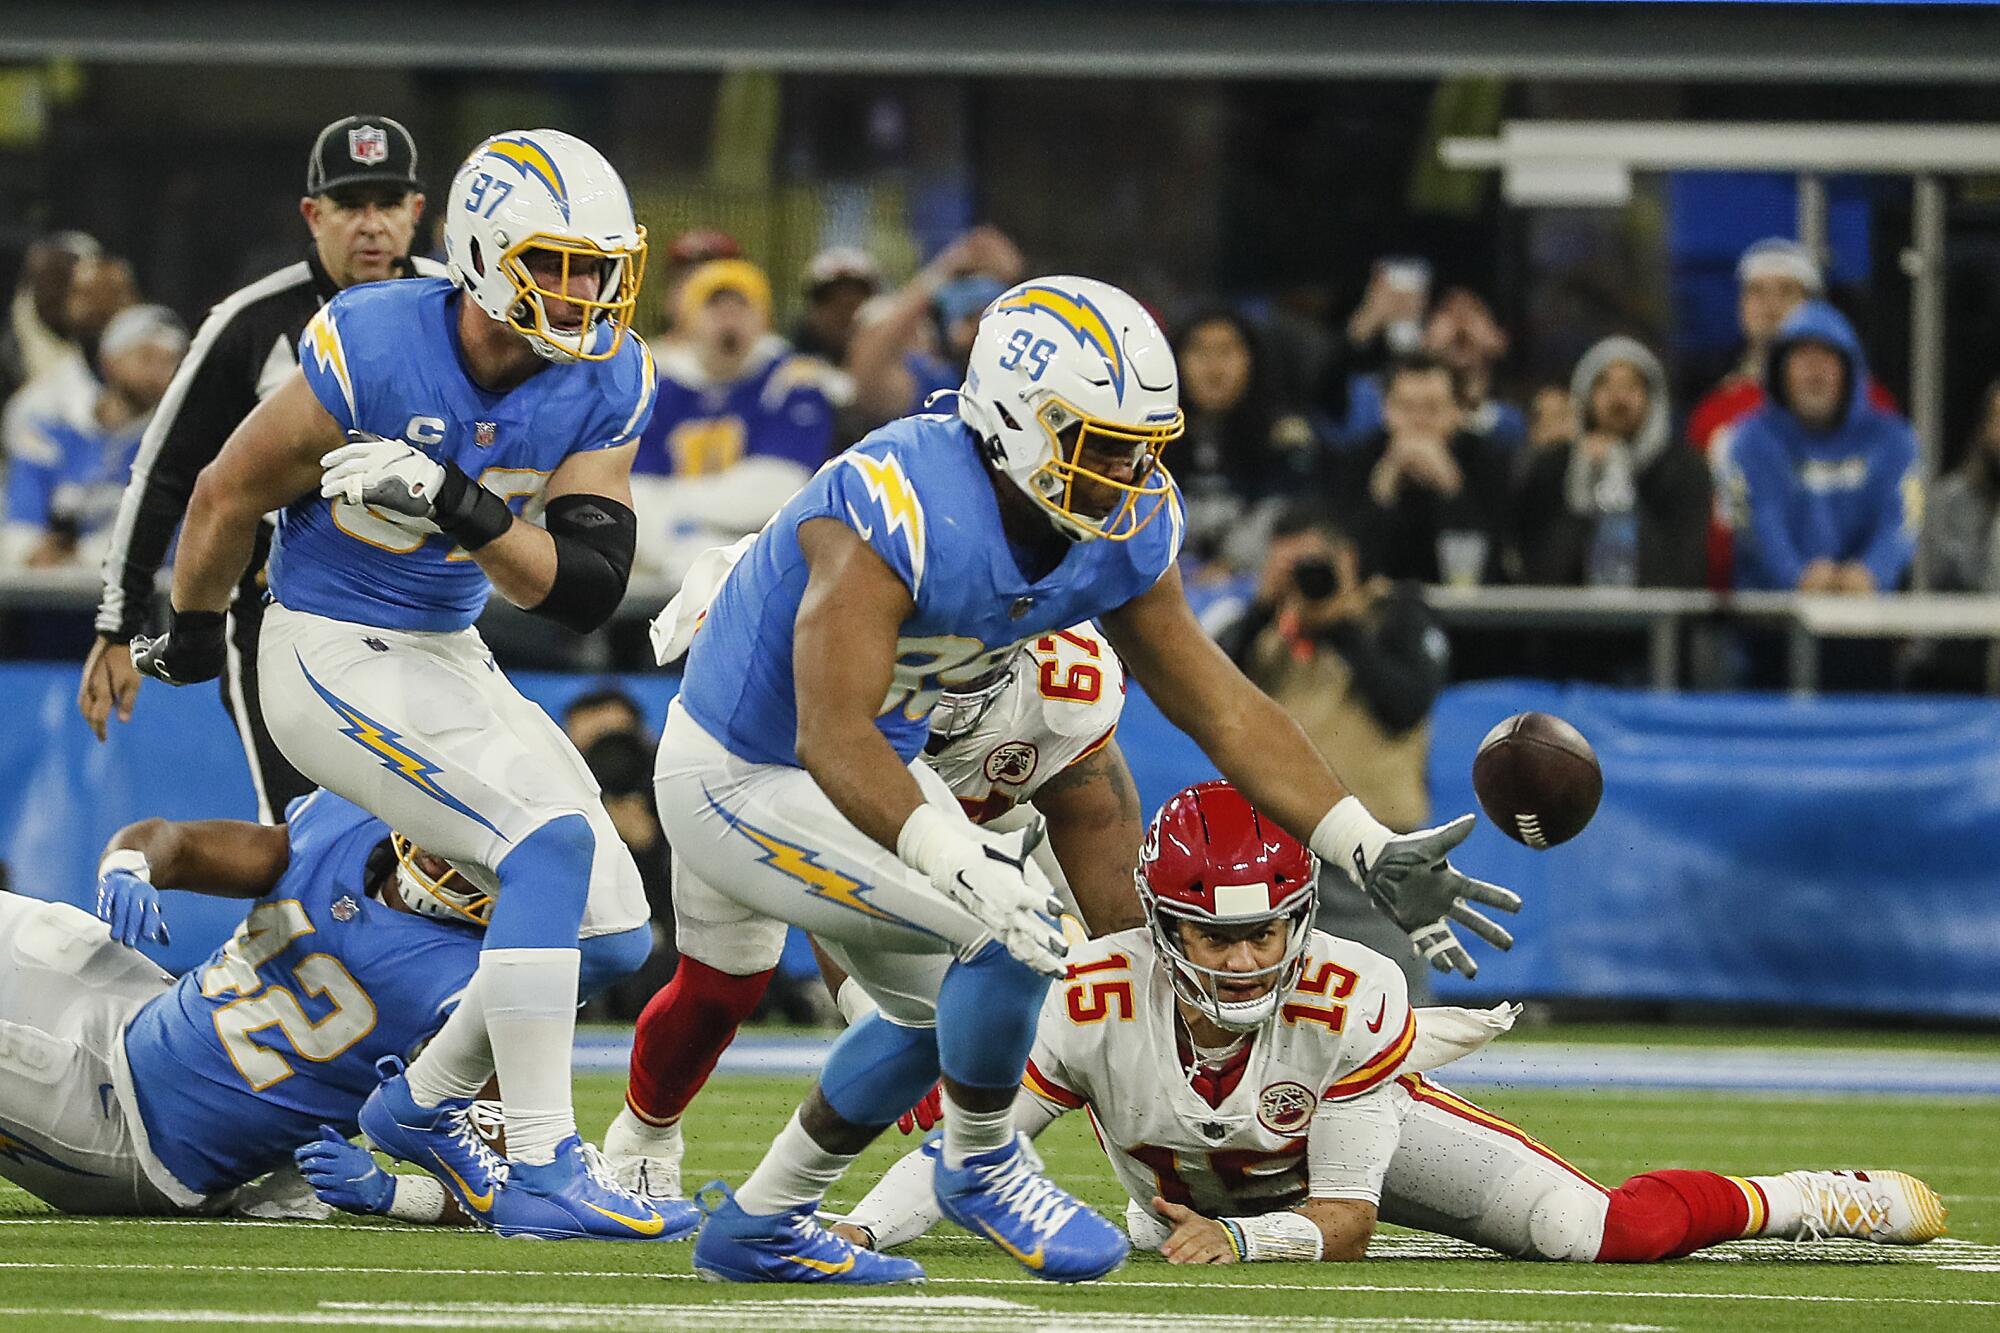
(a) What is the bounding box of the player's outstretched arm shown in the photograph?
[1153,1196,1377,1264]
[1102,565,1518,978]
[1029,738,1146,934]
[90,817,290,947]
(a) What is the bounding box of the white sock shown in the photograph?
[403,972,494,1108]
[941,1090,1013,1168]
[608,1104,683,1153]
[1744,1174,1806,1235]
[481,947,581,1166]
[735,1110,857,1215]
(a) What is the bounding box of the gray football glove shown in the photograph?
[1358,815,1521,979]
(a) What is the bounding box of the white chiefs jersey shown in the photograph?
[1023,926,1414,1219]
[924,624,1124,826]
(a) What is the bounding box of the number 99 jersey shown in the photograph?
[677,413,1183,769]
[1022,927,1415,1221]
[120,791,482,1200]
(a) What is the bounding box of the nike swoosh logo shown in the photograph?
[844,501,874,540]
[978,1220,1047,1269]
[438,1158,495,1213]
[582,1200,667,1236]
[1365,996,1388,1034]
[783,1252,856,1274]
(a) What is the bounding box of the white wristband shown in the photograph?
[386,1173,450,1224]
[1310,796,1393,887]
[98,848,151,882]
[895,803,969,879]
[1226,1208,1327,1262]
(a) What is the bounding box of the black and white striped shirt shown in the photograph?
[93,247,446,640]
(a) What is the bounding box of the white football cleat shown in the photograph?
[1784,1170,1947,1245]
[602,1104,685,1201]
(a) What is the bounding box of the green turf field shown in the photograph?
[3,1059,1996,1333]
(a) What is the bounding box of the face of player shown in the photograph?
[520,247,612,336]
[1740,274,1808,346]
[303,185,425,289]
[1586,360,1651,442]
[1781,340,1847,431]
[1383,367,1460,443]
[1060,427,1149,523]
[1176,917,1291,1008]
[1179,319,1252,415]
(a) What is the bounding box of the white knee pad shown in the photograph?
[1525,1179,1610,1263]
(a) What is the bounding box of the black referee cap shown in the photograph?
[307,115,422,197]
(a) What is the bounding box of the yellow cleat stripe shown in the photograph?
[977,1220,1046,1270]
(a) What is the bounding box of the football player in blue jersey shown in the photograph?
[647,275,1522,1285]
[0,791,487,1220]
[127,129,690,1241]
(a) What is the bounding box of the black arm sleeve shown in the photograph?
[1320,585,1449,736]
[530,493,637,634]
[94,314,261,640]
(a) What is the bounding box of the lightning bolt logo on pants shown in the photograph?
[297,655,504,839]
[702,788,922,931]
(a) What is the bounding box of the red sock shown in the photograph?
[1596,1170,1754,1262]
[625,958,773,1124]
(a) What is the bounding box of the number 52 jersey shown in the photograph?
[120,791,482,1197]
[1023,927,1415,1219]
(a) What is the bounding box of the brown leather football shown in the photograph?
[1471,711,1602,848]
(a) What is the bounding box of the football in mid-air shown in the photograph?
[1471,711,1602,849]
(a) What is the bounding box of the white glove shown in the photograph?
[320,430,447,519]
[898,805,1066,976]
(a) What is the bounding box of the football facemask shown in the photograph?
[1025,397,1182,543]
[391,833,492,927]
[500,234,648,363]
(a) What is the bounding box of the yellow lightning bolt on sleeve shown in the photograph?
[304,308,357,423]
[845,453,927,593]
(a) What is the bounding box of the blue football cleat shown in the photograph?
[487,1135,697,1241]
[934,1134,1128,1282]
[691,1180,925,1284]
[357,1071,505,1227]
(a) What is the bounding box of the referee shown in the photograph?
[79,115,445,821]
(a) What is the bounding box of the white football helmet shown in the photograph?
[391,833,492,928]
[442,129,648,364]
[957,276,1183,542]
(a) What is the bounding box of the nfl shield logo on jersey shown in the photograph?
[474,421,497,447]
[330,894,362,923]
[348,125,389,165]
[1257,1081,1315,1135]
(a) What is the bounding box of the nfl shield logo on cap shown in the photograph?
[348,125,389,165]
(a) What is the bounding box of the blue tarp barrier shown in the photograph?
[4,662,1997,1018]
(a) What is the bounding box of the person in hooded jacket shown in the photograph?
[1511,336,1711,589]
[1719,302,1920,594]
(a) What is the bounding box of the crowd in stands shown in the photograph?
[0,221,1975,685]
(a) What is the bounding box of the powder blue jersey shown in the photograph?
[273,277,656,632]
[679,413,1184,767]
[122,790,482,1196]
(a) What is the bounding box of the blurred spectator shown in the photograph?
[1327,353,1509,584]
[791,246,881,364]
[1919,378,2000,593]
[1171,309,1320,571]
[1512,336,1710,588]
[3,303,181,568]
[654,228,743,348]
[1212,505,1447,995]
[630,259,846,580]
[1525,382,1578,452]
[1423,288,1524,452]
[1720,301,1919,594]
[845,225,1023,427]
[580,730,674,1021]
[1687,239,1896,588]
[564,683,648,751]
[1320,257,1431,440]
[0,232,98,410]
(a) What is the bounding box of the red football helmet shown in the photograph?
[1137,781,1320,1031]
